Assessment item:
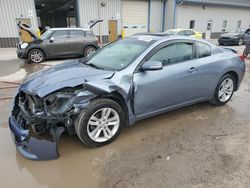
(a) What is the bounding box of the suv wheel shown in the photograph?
[210,74,235,106]
[75,99,125,147]
[28,49,44,63]
[84,46,96,57]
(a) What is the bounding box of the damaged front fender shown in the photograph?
[9,116,64,160]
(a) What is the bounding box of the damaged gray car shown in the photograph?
[9,35,245,160]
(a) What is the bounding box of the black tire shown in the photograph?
[83,46,96,57]
[219,43,224,46]
[243,49,248,58]
[238,38,244,46]
[210,74,236,106]
[75,98,125,147]
[28,49,45,63]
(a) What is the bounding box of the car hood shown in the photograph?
[220,33,241,38]
[20,60,115,97]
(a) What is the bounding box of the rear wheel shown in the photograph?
[84,46,96,57]
[75,98,125,147]
[28,49,44,63]
[210,74,235,106]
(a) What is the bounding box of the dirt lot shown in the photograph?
[0,44,250,188]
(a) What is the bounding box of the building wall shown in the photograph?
[165,0,175,30]
[150,0,163,32]
[0,0,38,47]
[77,0,121,43]
[176,4,250,37]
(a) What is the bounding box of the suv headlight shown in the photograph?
[20,42,28,49]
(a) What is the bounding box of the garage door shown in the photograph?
[122,0,148,37]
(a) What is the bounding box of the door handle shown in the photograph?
[188,67,197,73]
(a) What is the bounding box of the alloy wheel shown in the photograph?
[218,78,234,102]
[87,107,120,142]
[30,51,43,63]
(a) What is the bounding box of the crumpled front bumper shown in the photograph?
[9,116,64,160]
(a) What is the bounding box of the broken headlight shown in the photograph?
[45,92,76,116]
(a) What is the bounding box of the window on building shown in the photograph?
[222,20,227,32]
[190,20,195,29]
[149,42,193,65]
[237,20,242,28]
[196,42,211,58]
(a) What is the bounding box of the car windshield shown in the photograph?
[229,28,245,34]
[81,37,155,71]
[41,30,53,40]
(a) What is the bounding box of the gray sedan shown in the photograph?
[9,35,245,160]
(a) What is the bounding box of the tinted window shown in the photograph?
[149,42,193,65]
[70,30,84,38]
[196,42,211,58]
[52,30,67,39]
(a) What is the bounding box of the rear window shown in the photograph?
[70,30,84,38]
[196,42,211,58]
[85,30,94,37]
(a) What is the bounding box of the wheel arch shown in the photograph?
[223,71,238,91]
[99,91,129,126]
[27,48,46,58]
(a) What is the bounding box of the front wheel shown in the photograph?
[75,99,125,147]
[210,74,235,106]
[28,49,45,63]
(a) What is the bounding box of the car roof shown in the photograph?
[130,34,212,45]
[48,27,91,31]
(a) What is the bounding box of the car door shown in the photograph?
[133,41,203,116]
[45,30,69,57]
[67,30,85,56]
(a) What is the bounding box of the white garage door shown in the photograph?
[122,0,148,37]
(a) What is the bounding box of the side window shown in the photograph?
[177,30,186,36]
[52,30,67,39]
[196,42,211,58]
[70,30,84,38]
[149,42,193,65]
[85,30,94,37]
[185,30,195,36]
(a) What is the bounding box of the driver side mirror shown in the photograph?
[49,37,54,43]
[141,61,163,71]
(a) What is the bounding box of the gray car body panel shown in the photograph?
[10,35,245,160]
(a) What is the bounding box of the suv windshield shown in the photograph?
[41,30,53,40]
[82,37,155,71]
